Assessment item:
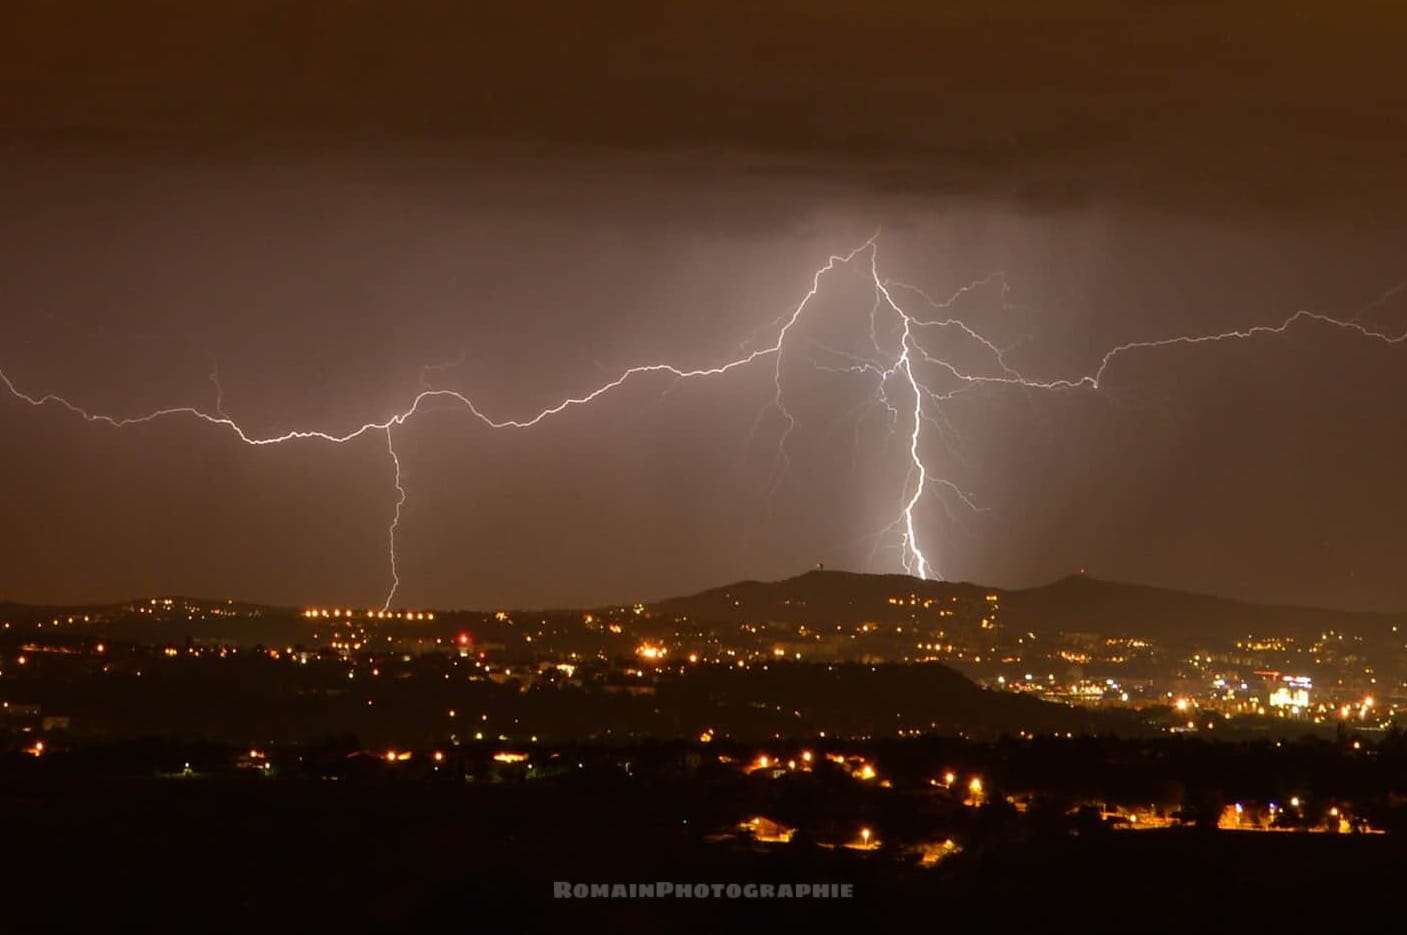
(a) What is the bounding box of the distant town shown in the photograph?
[4,572,1400,751]
[7,571,1407,931]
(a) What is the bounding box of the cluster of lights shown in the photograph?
[1338,697,1376,719]
[302,608,435,621]
[745,751,817,775]
[927,771,984,804]
[887,595,936,608]
[740,816,796,843]
[242,749,273,771]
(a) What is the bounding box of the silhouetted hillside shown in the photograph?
[1004,575,1405,644]
[652,570,1407,645]
[651,570,984,625]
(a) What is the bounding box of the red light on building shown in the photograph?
[456,633,472,647]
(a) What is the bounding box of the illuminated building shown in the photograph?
[1268,675,1312,711]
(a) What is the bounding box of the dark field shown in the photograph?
[4,774,1403,933]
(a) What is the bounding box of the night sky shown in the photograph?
[2,1,1405,612]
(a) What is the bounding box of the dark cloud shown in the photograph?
[4,1,1406,220]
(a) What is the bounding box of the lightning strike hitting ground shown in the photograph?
[384,427,406,610]
[2,238,1404,606]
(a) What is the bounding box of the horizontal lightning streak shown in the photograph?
[2,237,1404,605]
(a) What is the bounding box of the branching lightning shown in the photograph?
[3,237,1404,606]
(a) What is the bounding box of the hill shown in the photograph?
[652,569,1407,645]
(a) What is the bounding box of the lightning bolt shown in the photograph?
[1088,310,1407,388]
[2,237,1404,605]
[384,427,405,610]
